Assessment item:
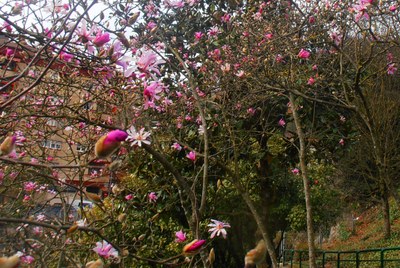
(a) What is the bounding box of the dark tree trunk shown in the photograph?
[382,188,391,239]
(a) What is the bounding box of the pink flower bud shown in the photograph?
[298,49,311,59]
[186,151,196,162]
[183,239,206,255]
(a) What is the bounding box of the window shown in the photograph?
[0,80,16,92]
[49,72,59,81]
[48,96,63,106]
[76,144,87,153]
[42,140,62,150]
[0,60,17,71]
[46,119,61,127]
[82,102,92,110]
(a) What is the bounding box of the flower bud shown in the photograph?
[128,12,140,25]
[117,213,127,223]
[182,239,206,255]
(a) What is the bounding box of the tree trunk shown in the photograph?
[240,190,279,268]
[289,93,317,268]
[382,188,391,239]
[217,161,279,267]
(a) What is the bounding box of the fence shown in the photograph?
[282,247,400,267]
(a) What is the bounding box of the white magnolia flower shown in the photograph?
[76,219,87,227]
[126,126,151,147]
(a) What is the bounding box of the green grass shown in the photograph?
[284,199,400,267]
[323,200,400,251]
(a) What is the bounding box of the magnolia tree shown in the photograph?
[0,0,269,267]
[1,0,400,268]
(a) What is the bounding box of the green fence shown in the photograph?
[282,247,400,267]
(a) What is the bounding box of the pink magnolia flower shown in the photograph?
[44,28,52,38]
[292,168,300,175]
[23,195,30,202]
[2,21,12,33]
[276,54,284,63]
[186,151,196,162]
[146,21,157,30]
[235,70,245,77]
[194,32,204,41]
[175,230,187,242]
[27,70,35,77]
[353,1,370,22]
[36,214,46,221]
[387,63,397,75]
[389,5,397,12]
[247,107,256,115]
[221,63,231,73]
[194,32,203,40]
[164,0,185,8]
[75,21,94,43]
[33,226,43,235]
[51,2,69,13]
[209,48,221,59]
[144,2,158,16]
[93,30,110,47]
[134,48,166,77]
[312,64,318,71]
[14,131,26,145]
[298,49,311,59]
[144,99,156,110]
[183,239,206,255]
[60,51,73,62]
[387,53,394,62]
[253,11,262,21]
[265,33,273,40]
[148,192,158,202]
[330,31,342,46]
[5,48,15,58]
[24,181,37,192]
[339,138,345,146]
[171,142,182,151]
[307,77,315,85]
[21,255,34,264]
[38,185,47,192]
[207,26,220,38]
[143,80,164,101]
[221,13,231,23]
[125,194,134,201]
[93,240,119,259]
[196,116,202,125]
[52,171,59,178]
[208,219,231,239]
[278,118,286,127]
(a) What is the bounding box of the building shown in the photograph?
[0,33,127,206]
